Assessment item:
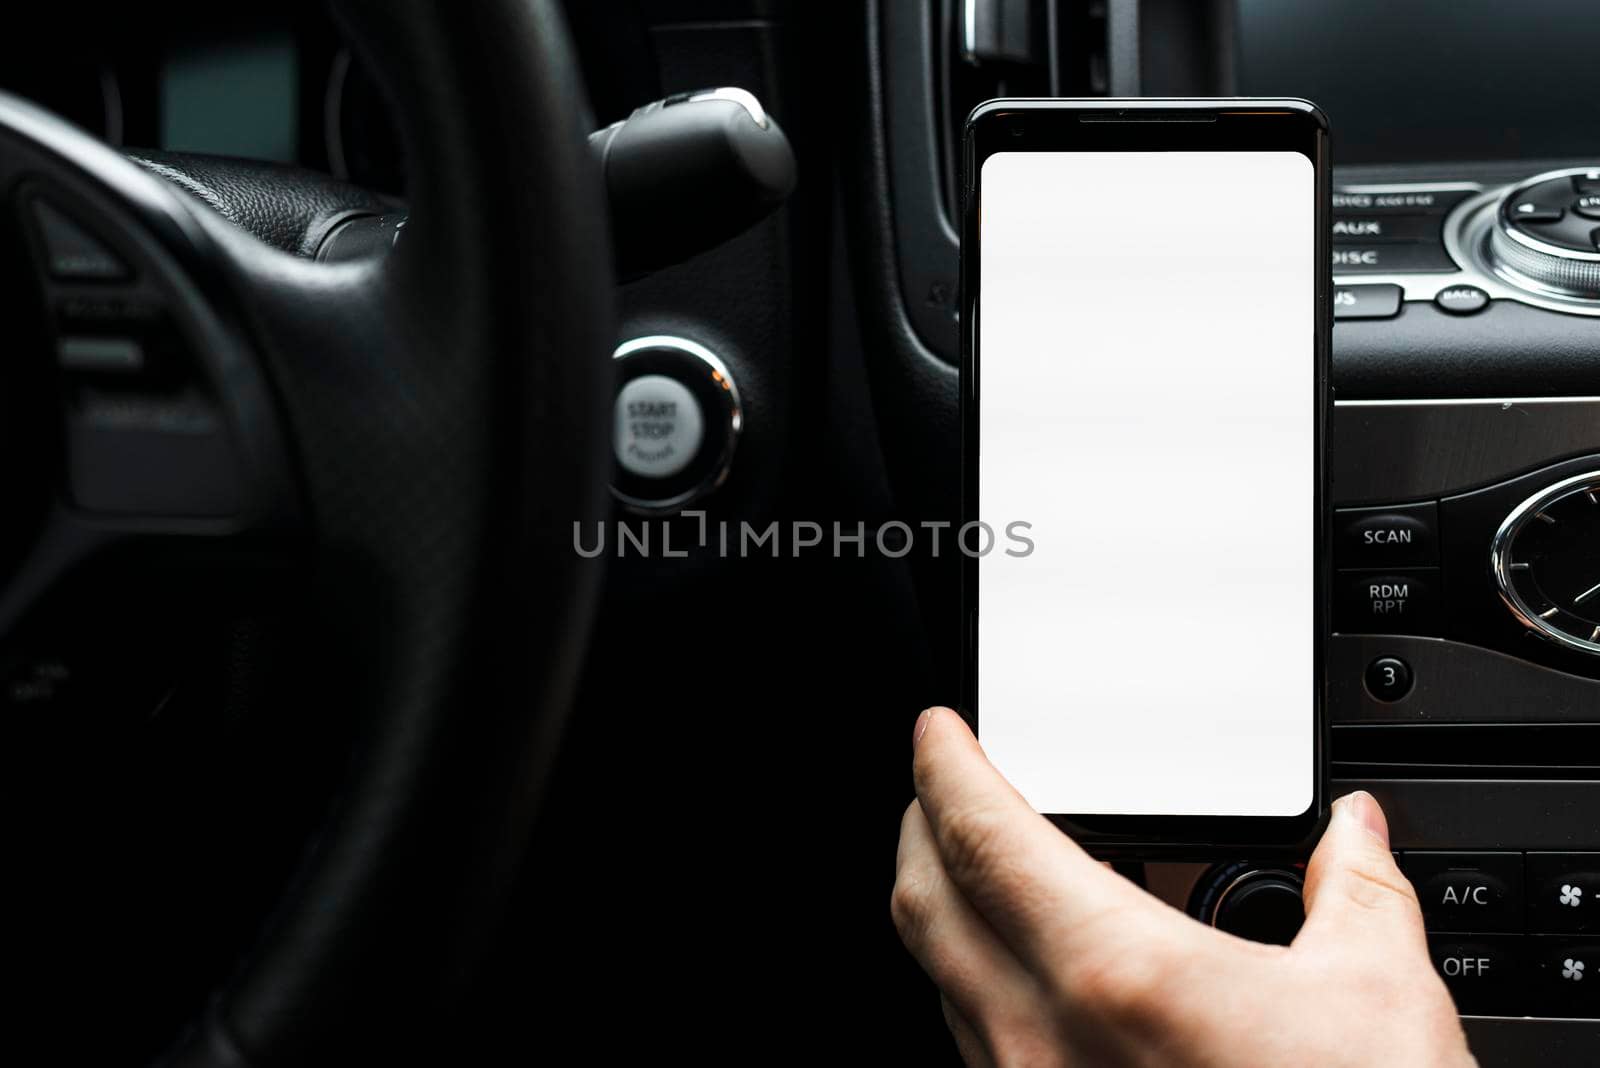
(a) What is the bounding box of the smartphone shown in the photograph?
[960,99,1330,858]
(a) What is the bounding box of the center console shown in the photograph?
[855,0,1600,1052]
[1189,163,1600,1025]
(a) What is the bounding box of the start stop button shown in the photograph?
[614,375,703,479]
[609,336,742,514]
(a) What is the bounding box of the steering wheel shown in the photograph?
[0,2,612,1063]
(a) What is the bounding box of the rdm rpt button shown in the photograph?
[1336,570,1439,633]
[613,374,704,479]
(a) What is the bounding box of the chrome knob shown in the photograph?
[1487,167,1600,298]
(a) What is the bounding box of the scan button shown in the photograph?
[1336,501,1438,567]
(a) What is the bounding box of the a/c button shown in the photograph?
[1402,852,1524,933]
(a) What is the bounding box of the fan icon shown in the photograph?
[1560,884,1583,907]
[1562,958,1585,982]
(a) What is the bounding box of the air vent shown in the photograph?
[934,0,1109,224]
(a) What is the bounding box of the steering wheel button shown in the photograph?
[1575,170,1600,194]
[614,374,704,479]
[1575,195,1600,220]
[57,336,146,374]
[31,200,130,281]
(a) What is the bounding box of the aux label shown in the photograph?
[1332,220,1382,237]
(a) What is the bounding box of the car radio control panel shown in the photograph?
[1334,455,1600,678]
[1332,165,1600,321]
[1154,164,1600,1037]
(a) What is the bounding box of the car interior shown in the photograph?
[4,1,1598,1064]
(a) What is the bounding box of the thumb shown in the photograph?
[1295,791,1429,957]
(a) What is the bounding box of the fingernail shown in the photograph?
[912,707,937,749]
[1337,790,1390,849]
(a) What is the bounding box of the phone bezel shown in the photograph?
[959,98,1332,859]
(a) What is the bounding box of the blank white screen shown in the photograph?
[978,150,1314,817]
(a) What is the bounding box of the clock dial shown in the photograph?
[1494,473,1600,655]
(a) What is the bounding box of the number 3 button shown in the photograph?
[1365,656,1414,702]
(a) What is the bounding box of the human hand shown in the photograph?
[892,707,1474,1067]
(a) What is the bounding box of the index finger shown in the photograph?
[911,706,1188,977]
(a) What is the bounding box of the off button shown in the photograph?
[1427,935,1520,1015]
[613,374,704,479]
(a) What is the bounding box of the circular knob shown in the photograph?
[1487,167,1600,297]
[610,336,741,514]
[1205,867,1305,946]
[1491,470,1600,657]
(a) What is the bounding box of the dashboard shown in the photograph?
[4,1,1599,1063]
[0,3,663,197]
[1236,0,1600,165]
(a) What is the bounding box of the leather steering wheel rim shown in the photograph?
[181,3,615,1062]
[0,2,613,1064]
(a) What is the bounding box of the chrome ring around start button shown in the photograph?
[610,335,742,515]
